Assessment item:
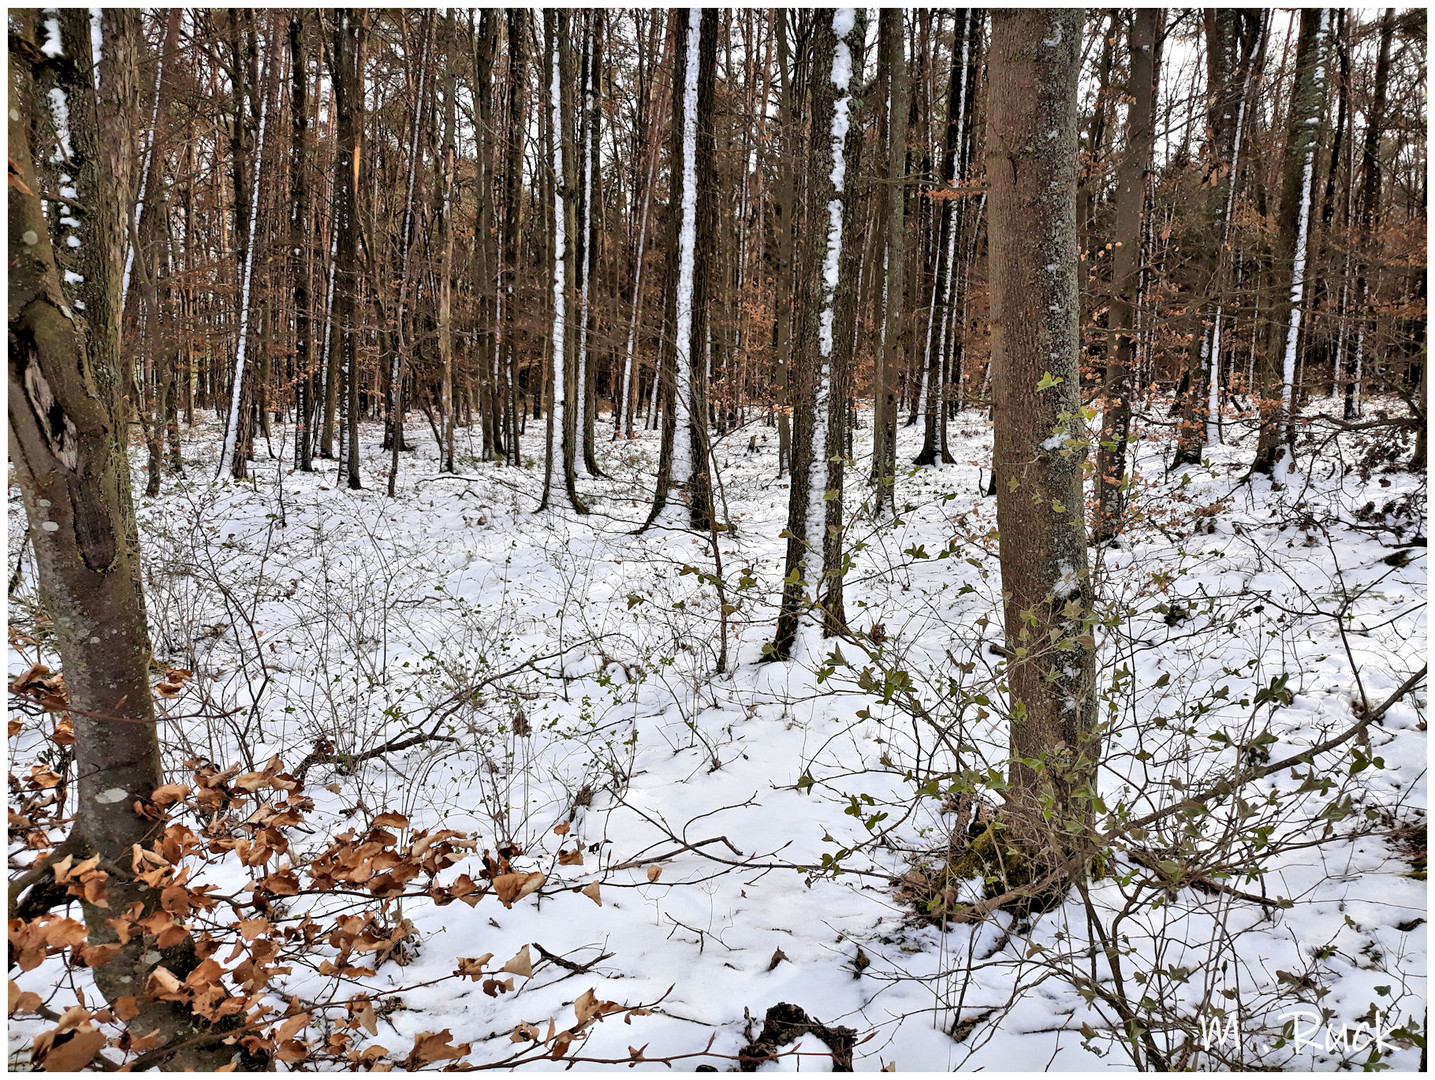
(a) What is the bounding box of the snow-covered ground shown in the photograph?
[8,399,1426,1070]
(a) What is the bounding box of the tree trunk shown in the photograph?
[772,8,867,657]
[1095,9,1161,541]
[871,10,907,514]
[289,13,316,472]
[1251,9,1330,477]
[646,8,714,531]
[541,9,587,513]
[502,10,527,467]
[988,9,1097,887]
[1345,8,1395,421]
[914,11,969,468]
[331,9,366,490]
[9,13,265,1067]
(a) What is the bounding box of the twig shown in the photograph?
[608,835,745,871]
[530,941,614,973]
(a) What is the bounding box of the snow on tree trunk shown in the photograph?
[217,41,271,479]
[120,28,168,313]
[773,8,864,657]
[670,7,701,489]
[1278,13,1328,422]
[1253,8,1329,476]
[1205,29,1256,447]
[574,17,595,477]
[545,11,568,500]
[801,7,856,589]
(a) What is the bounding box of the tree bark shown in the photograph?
[871,10,907,514]
[9,13,265,1067]
[772,8,867,657]
[988,9,1098,880]
[1251,9,1330,477]
[1095,10,1161,541]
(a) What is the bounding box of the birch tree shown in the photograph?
[540,9,586,512]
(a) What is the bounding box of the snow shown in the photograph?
[41,16,61,57]
[46,88,72,162]
[88,8,101,88]
[6,396,1425,1072]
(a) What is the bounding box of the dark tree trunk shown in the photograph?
[1095,9,1161,541]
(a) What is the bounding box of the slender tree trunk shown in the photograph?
[1095,9,1161,541]
[289,13,316,472]
[502,10,527,467]
[331,9,366,490]
[646,8,714,531]
[871,11,907,514]
[773,9,867,656]
[1252,9,1330,477]
[914,12,968,468]
[1345,9,1395,421]
[541,9,587,512]
[218,17,274,480]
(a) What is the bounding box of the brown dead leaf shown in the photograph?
[43,918,88,950]
[551,1029,574,1059]
[9,980,42,1015]
[373,812,409,829]
[353,999,378,1036]
[581,881,602,906]
[455,953,494,979]
[553,821,570,836]
[409,1030,470,1064]
[558,848,584,866]
[481,977,514,998]
[491,871,545,908]
[150,783,191,805]
[275,1011,311,1043]
[498,945,532,978]
[39,1026,107,1071]
[646,864,662,882]
[146,966,182,996]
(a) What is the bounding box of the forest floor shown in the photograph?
[7,399,1427,1071]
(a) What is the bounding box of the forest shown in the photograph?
[6,6,1428,1072]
